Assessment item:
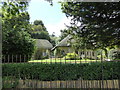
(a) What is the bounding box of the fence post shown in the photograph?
[16,55,17,63]
[12,54,13,63]
[8,55,9,63]
[101,50,104,89]
[118,61,120,89]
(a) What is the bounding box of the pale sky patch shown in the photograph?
[28,0,69,36]
[46,17,71,37]
[28,0,81,37]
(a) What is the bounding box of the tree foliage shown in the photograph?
[2,1,35,62]
[30,20,58,46]
[50,32,60,46]
[30,20,51,41]
[61,2,120,50]
[59,29,70,41]
[34,20,45,27]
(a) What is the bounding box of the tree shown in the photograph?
[2,1,35,62]
[30,20,51,41]
[31,31,51,41]
[59,29,70,41]
[33,20,47,31]
[34,20,45,26]
[50,32,60,47]
[61,2,120,57]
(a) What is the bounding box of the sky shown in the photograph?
[27,0,71,36]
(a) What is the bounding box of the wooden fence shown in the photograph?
[16,80,120,88]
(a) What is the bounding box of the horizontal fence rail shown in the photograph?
[2,54,120,89]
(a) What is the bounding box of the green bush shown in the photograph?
[63,53,79,60]
[33,49,49,60]
[2,76,19,88]
[42,55,49,59]
[2,62,120,81]
[111,50,120,60]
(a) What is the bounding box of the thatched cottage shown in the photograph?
[52,35,97,59]
[32,39,53,60]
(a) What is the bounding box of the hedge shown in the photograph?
[2,62,120,81]
[2,76,19,88]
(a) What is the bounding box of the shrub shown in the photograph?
[2,62,120,81]
[111,50,120,60]
[32,49,43,60]
[33,49,49,60]
[54,49,64,58]
[2,76,19,88]
[63,53,79,60]
[42,55,49,59]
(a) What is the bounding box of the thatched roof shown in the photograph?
[57,35,72,47]
[51,35,75,50]
[35,39,53,49]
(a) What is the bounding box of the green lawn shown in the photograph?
[28,59,101,63]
